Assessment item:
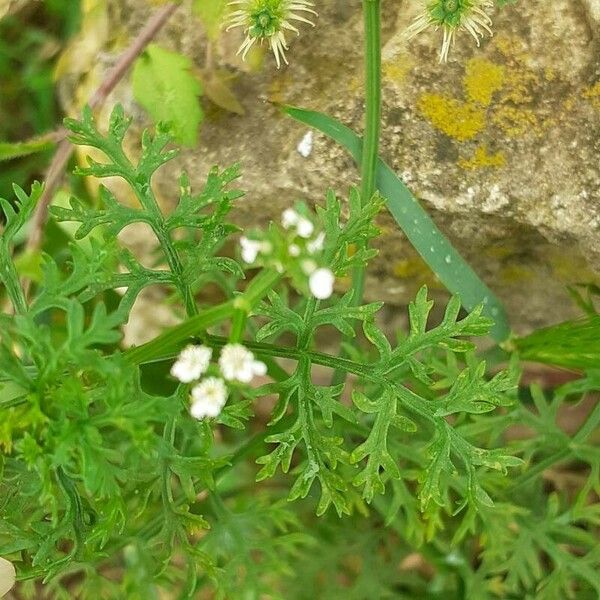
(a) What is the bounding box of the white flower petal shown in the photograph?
[252,360,267,377]
[307,232,325,254]
[282,208,300,229]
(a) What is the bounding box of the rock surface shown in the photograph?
[62,0,600,336]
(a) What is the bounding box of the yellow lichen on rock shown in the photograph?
[458,145,506,169]
[383,59,412,85]
[417,94,486,141]
[393,258,442,288]
[464,58,505,107]
[583,82,600,110]
[491,105,538,138]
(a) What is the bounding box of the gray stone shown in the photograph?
[64,0,600,336]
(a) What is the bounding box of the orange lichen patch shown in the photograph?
[491,105,538,137]
[417,94,486,141]
[463,58,505,106]
[583,82,600,110]
[458,145,506,169]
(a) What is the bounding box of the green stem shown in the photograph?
[0,251,27,315]
[230,307,248,343]
[332,0,381,385]
[124,269,282,365]
[359,0,382,207]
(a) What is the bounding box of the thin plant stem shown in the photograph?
[359,0,383,207]
[332,0,382,385]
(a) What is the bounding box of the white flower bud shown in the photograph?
[282,208,299,230]
[309,268,335,300]
[240,236,262,264]
[296,217,314,239]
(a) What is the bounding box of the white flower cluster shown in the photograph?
[170,343,266,420]
[240,237,271,264]
[281,208,334,300]
[219,343,267,383]
[238,207,335,301]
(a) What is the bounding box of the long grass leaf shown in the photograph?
[282,104,510,341]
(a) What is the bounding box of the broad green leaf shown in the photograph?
[132,44,203,146]
[282,104,510,341]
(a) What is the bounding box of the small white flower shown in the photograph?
[282,208,313,238]
[0,557,16,597]
[282,208,299,230]
[219,343,265,383]
[190,377,228,419]
[296,216,314,238]
[289,243,301,257]
[306,231,325,254]
[297,130,313,157]
[170,345,212,383]
[309,267,335,299]
[240,236,262,263]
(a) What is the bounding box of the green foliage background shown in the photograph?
[0,1,599,599]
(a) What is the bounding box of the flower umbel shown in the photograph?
[190,377,228,419]
[226,0,317,68]
[405,0,494,62]
[219,343,266,383]
[170,345,212,383]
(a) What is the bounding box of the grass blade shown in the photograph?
[283,104,510,341]
[513,315,600,371]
